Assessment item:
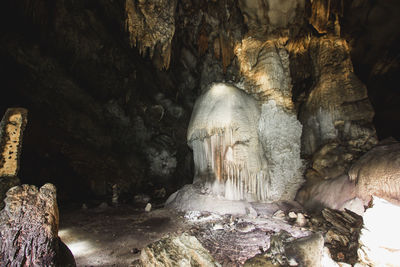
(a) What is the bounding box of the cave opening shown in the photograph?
[1,0,400,266]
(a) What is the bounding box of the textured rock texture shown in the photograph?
[238,0,305,36]
[0,183,75,266]
[138,233,220,267]
[300,37,377,157]
[245,232,326,267]
[125,0,178,70]
[297,140,400,213]
[0,108,27,177]
[258,100,304,201]
[296,175,357,212]
[349,140,400,205]
[0,108,27,208]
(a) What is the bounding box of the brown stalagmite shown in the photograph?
[0,108,28,209]
[0,184,76,266]
[0,108,28,177]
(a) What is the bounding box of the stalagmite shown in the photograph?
[0,184,75,266]
[0,108,28,208]
[184,82,303,203]
[0,108,28,177]
[187,83,269,202]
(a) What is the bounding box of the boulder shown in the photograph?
[349,141,400,205]
[139,233,220,267]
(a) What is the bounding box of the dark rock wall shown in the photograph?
[0,0,192,204]
[0,0,399,204]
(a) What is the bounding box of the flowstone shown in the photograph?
[168,83,304,210]
[187,83,268,202]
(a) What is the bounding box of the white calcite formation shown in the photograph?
[358,197,400,266]
[258,100,304,201]
[187,83,268,202]
[185,83,303,203]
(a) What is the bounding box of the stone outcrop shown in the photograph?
[349,140,400,205]
[245,232,326,267]
[296,175,357,212]
[138,233,219,267]
[0,184,75,266]
[296,139,400,216]
[235,39,293,109]
[300,37,377,157]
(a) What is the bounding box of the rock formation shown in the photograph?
[0,108,27,209]
[137,233,219,267]
[168,82,303,207]
[125,0,178,70]
[299,37,377,157]
[349,140,400,205]
[0,108,27,177]
[188,83,268,201]
[0,183,75,266]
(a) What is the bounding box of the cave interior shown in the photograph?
[1,0,400,266]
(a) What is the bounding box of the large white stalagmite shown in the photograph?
[187,83,304,202]
[187,83,269,201]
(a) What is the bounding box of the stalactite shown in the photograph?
[198,25,209,56]
[219,33,234,73]
[125,0,177,70]
[192,126,270,202]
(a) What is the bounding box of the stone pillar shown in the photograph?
[0,108,28,209]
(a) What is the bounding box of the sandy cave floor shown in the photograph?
[59,203,189,267]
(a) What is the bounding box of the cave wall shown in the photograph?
[0,0,193,204]
[0,0,399,204]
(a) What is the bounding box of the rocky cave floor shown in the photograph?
[59,199,358,267]
[59,202,188,267]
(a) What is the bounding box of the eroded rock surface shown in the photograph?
[0,184,75,266]
[125,0,178,70]
[349,140,400,205]
[0,108,27,177]
[300,37,377,157]
[138,233,220,267]
[0,108,27,208]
